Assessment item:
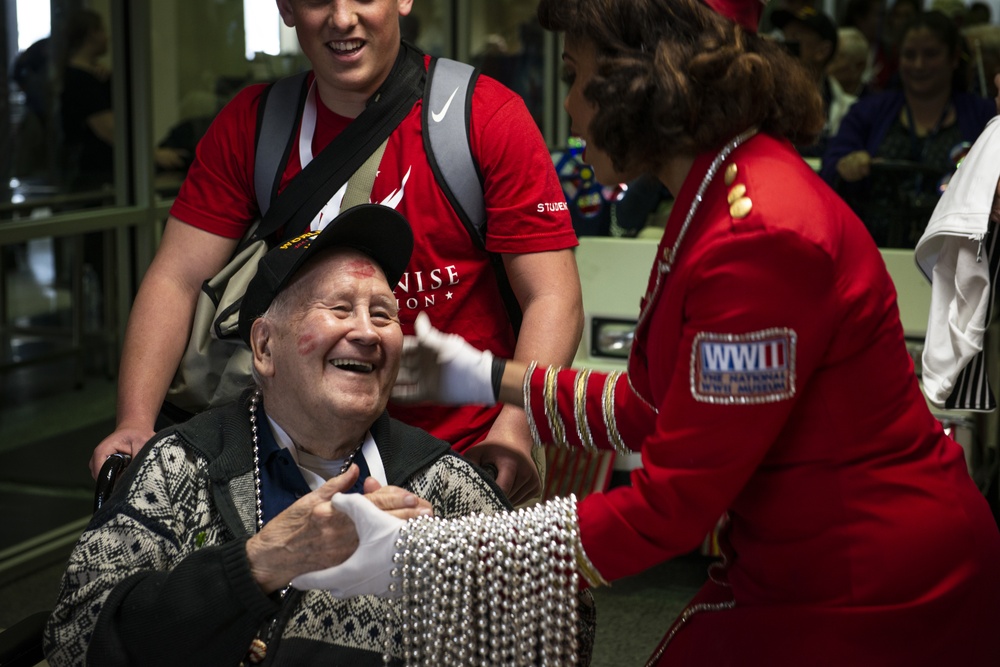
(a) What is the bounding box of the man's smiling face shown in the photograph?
[256,247,402,432]
[275,0,413,109]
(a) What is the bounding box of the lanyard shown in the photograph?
[298,80,319,167]
[904,101,952,160]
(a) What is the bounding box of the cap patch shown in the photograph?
[279,230,320,250]
[690,328,796,404]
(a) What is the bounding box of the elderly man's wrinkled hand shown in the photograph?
[290,493,405,597]
[246,467,361,595]
[392,312,497,405]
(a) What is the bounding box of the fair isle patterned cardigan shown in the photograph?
[43,393,515,667]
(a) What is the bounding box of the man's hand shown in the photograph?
[836,150,872,183]
[465,406,542,505]
[246,467,361,594]
[464,442,540,505]
[89,426,155,479]
[363,477,434,519]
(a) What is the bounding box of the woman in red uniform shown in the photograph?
[308,0,1000,663]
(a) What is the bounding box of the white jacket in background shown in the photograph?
[914,115,1000,411]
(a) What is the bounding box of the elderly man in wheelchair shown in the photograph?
[37,205,594,666]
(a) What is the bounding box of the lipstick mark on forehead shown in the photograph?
[342,258,377,279]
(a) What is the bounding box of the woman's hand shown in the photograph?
[392,312,498,405]
[836,150,872,183]
[290,492,406,597]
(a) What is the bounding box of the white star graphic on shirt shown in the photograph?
[446,292,454,300]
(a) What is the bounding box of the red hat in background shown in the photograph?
[703,0,766,31]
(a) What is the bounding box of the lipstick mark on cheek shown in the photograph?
[297,333,319,356]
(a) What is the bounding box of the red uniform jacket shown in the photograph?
[526,133,1000,665]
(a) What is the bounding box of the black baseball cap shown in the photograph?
[238,204,413,345]
[771,7,838,48]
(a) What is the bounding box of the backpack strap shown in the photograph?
[424,58,522,335]
[254,71,310,218]
[423,58,486,246]
[249,45,424,247]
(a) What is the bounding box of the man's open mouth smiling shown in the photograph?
[330,358,375,373]
[329,40,363,55]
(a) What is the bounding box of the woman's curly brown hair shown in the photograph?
[538,0,824,174]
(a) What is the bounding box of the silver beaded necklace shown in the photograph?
[246,389,288,665]
[250,389,266,532]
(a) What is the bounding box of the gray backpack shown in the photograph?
[255,58,519,330]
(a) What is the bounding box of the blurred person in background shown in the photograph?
[822,10,995,246]
[59,9,187,191]
[841,0,887,90]
[772,7,856,159]
[878,0,922,89]
[967,1,992,26]
[963,22,1000,100]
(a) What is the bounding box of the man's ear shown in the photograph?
[276,0,295,27]
[251,319,277,378]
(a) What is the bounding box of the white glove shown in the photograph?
[392,312,497,405]
[290,493,404,597]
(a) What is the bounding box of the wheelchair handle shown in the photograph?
[94,453,132,513]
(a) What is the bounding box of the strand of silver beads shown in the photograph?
[392,495,583,666]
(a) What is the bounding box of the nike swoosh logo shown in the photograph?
[431,87,460,123]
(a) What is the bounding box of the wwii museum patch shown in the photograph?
[690,328,797,404]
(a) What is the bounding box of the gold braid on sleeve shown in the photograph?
[543,365,569,448]
[522,361,542,447]
[574,369,597,451]
[602,372,629,456]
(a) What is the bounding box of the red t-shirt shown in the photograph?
[171,58,577,451]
